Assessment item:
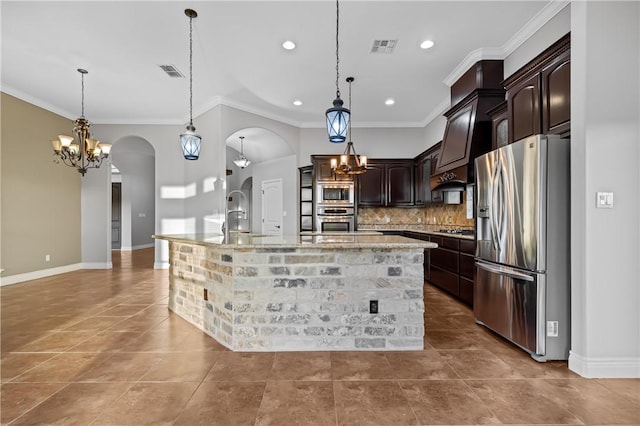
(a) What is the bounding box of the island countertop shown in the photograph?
[153,233,438,249]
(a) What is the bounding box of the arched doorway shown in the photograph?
[225,128,294,234]
[110,136,156,267]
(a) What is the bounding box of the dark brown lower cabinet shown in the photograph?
[458,239,476,305]
[383,231,476,306]
[428,235,476,306]
[429,235,459,298]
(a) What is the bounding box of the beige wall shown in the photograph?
[1,93,81,276]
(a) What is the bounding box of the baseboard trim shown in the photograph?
[118,243,154,252]
[0,263,83,286]
[82,262,113,270]
[154,261,169,270]
[569,351,640,378]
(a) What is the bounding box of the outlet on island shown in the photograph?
[369,300,378,314]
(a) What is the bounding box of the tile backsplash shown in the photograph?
[357,200,474,231]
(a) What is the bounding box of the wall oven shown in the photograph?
[315,206,355,233]
[316,181,354,205]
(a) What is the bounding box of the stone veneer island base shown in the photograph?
[154,233,436,352]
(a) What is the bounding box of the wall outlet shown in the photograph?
[45,254,51,262]
[547,320,559,337]
[203,288,208,301]
[369,300,378,314]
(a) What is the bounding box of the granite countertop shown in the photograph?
[153,233,437,249]
[358,227,475,241]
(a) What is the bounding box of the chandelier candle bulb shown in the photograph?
[58,135,73,148]
[51,139,62,152]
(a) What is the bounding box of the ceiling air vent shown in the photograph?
[159,64,184,78]
[370,39,398,54]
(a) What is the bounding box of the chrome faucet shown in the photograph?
[224,189,249,241]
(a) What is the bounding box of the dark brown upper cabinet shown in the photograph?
[504,33,570,143]
[311,155,353,182]
[414,142,442,205]
[508,73,541,142]
[542,50,571,135]
[357,159,414,207]
[357,163,385,206]
[487,101,508,150]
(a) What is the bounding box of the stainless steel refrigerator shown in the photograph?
[474,134,570,361]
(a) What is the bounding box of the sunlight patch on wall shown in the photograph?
[203,176,218,193]
[160,183,197,199]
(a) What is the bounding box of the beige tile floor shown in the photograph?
[1,248,638,425]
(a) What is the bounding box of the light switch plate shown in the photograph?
[596,192,614,209]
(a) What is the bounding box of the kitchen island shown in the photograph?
[153,233,436,351]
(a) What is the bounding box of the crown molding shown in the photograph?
[2,84,77,121]
[443,0,570,88]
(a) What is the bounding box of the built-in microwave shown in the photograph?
[316,181,354,205]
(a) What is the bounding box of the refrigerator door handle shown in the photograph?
[490,158,502,253]
[475,260,534,282]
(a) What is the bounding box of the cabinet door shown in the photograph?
[357,164,385,206]
[315,159,335,181]
[542,52,570,136]
[387,162,414,206]
[414,156,431,205]
[429,151,444,203]
[313,157,353,181]
[508,73,540,143]
[430,266,459,296]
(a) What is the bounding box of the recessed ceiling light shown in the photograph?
[293,100,303,106]
[385,99,395,106]
[420,40,435,49]
[282,40,296,50]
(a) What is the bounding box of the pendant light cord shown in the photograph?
[80,72,85,118]
[335,0,340,98]
[188,14,194,126]
[347,78,352,141]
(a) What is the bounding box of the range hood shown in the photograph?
[431,60,505,192]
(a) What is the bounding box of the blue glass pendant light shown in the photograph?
[325,0,350,143]
[180,9,202,160]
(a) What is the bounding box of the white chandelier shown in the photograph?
[233,136,251,168]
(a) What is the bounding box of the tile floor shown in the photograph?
[1,248,638,425]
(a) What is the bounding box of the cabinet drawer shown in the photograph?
[459,276,474,306]
[441,237,459,251]
[430,266,459,296]
[459,253,475,279]
[459,239,475,254]
[429,235,443,246]
[429,235,458,250]
[431,248,458,272]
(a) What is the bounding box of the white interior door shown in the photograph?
[261,179,283,236]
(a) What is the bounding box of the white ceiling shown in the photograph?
[2,1,562,162]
